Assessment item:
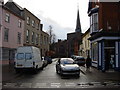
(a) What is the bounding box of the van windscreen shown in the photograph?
[17,53,24,60]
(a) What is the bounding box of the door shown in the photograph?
[104,48,115,70]
[15,53,26,67]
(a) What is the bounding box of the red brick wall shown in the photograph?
[91,2,120,32]
[98,2,120,31]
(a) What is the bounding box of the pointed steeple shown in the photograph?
[75,8,82,33]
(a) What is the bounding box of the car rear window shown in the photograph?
[61,59,74,64]
[76,57,85,61]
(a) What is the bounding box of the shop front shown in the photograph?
[90,36,120,72]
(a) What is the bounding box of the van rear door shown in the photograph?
[15,53,33,68]
[15,53,25,67]
[24,53,33,67]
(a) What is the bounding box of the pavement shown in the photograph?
[80,66,120,82]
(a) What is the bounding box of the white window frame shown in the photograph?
[26,30,29,42]
[27,17,30,25]
[32,32,35,44]
[90,13,98,34]
[36,23,39,30]
[17,32,21,44]
[5,13,10,23]
[18,20,22,28]
[32,20,35,27]
[4,27,9,42]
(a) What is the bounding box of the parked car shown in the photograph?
[45,56,52,64]
[71,55,77,59]
[14,46,43,73]
[56,58,80,76]
[74,56,85,66]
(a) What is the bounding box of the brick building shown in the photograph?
[88,1,120,71]
[67,9,83,57]
[5,0,49,58]
[51,39,67,58]
[0,1,24,64]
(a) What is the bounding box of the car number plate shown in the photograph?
[17,64,22,66]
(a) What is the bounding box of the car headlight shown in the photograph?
[61,67,66,70]
[75,67,80,70]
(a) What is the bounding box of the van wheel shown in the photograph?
[33,68,38,74]
[41,65,44,70]
[15,69,20,73]
[33,66,38,73]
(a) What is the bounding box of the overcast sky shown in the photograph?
[4,0,90,40]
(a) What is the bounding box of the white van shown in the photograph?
[14,46,43,73]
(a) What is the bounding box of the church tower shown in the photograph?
[75,9,82,33]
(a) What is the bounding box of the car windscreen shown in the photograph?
[61,59,74,64]
[17,53,24,60]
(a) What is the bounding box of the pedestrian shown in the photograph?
[86,55,92,71]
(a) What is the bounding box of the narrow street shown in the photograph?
[2,58,120,89]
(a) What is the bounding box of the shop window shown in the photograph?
[91,42,98,61]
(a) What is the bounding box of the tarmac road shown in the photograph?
[2,58,120,89]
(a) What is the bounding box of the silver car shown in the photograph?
[56,58,80,77]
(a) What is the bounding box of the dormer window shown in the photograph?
[90,13,98,34]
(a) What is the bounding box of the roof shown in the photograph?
[6,0,23,10]
[23,8,41,21]
[2,5,24,20]
[82,28,90,38]
[88,6,99,16]
[5,1,24,18]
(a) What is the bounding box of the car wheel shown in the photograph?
[40,65,44,70]
[60,69,63,76]
[77,74,80,78]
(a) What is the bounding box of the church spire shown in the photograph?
[75,7,82,33]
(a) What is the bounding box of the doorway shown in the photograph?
[104,48,115,70]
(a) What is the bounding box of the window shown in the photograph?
[18,32,21,44]
[91,42,98,61]
[18,20,22,28]
[41,34,43,44]
[90,13,98,34]
[17,53,24,60]
[26,30,30,42]
[25,53,32,60]
[4,28,9,42]
[32,32,34,43]
[47,37,49,44]
[27,17,30,24]
[36,23,39,30]
[44,36,46,44]
[5,13,10,23]
[36,34,39,45]
[32,20,35,27]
